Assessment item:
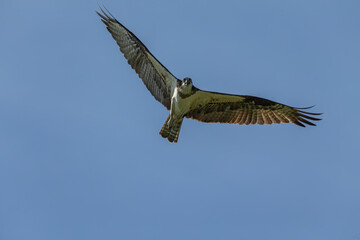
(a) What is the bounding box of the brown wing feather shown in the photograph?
[97,7,181,109]
[185,90,322,127]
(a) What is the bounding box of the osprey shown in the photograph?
[97,7,322,143]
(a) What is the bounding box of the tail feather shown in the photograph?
[159,116,171,139]
[168,118,183,143]
[159,116,184,143]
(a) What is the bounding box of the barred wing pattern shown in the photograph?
[185,90,322,127]
[97,7,180,109]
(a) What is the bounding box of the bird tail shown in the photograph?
[159,115,184,143]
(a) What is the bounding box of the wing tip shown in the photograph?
[96,5,118,23]
[294,105,322,127]
[295,105,323,115]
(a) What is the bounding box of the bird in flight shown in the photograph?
[97,7,321,143]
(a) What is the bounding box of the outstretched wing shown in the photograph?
[185,90,322,127]
[97,7,181,109]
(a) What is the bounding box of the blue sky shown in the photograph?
[1,0,359,239]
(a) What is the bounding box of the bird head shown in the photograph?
[180,77,193,94]
[182,77,192,87]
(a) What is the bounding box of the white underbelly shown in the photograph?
[171,91,194,116]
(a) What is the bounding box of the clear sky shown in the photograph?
[1,0,359,239]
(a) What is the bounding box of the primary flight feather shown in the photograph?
[97,7,322,143]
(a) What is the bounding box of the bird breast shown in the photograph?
[171,88,194,116]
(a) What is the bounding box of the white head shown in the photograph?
[180,77,193,94]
